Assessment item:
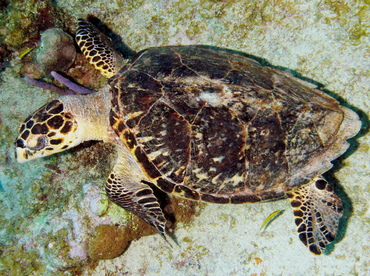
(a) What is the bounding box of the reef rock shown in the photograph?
[36,28,76,74]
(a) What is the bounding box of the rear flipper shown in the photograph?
[287,176,343,254]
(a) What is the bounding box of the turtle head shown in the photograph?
[15,99,81,163]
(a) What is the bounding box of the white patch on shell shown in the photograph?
[227,173,245,186]
[211,173,223,184]
[147,149,170,159]
[199,91,223,107]
[159,129,167,136]
[137,136,155,143]
[194,132,203,140]
[193,167,209,181]
[212,156,225,163]
[124,111,144,120]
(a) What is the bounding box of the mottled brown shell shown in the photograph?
[108,45,356,203]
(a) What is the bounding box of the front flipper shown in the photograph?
[287,176,343,254]
[105,145,166,238]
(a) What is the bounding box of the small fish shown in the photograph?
[18,47,34,58]
[260,210,284,232]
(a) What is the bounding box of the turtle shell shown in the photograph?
[108,45,357,204]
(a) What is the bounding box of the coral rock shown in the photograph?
[36,28,76,74]
[87,224,130,260]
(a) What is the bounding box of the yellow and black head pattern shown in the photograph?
[15,100,78,162]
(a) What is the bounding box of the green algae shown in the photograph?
[320,0,370,44]
[324,0,352,16]
[96,193,110,216]
[0,0,56,48]
[0,244,46,275]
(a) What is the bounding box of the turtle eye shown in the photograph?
[27,135,48,151]
[34,136,48,150]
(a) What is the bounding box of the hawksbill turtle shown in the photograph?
[15,19,361,255]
